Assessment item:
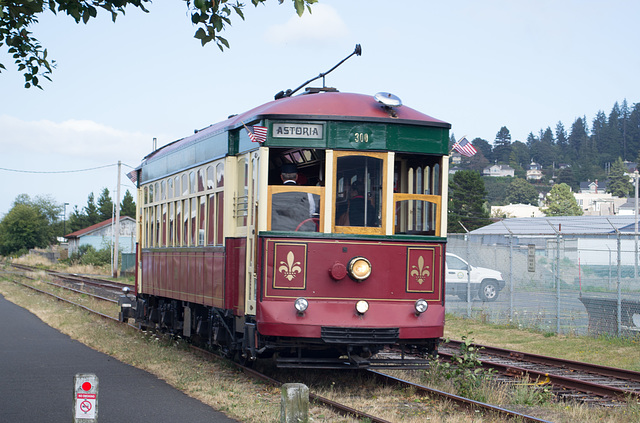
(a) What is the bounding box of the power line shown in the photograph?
[0,162,136,174]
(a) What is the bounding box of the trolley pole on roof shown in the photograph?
[113,160,121,278]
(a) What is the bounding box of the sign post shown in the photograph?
[74,374,98,422]
[527,244,536,273]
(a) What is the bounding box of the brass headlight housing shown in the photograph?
[348,257,372,281]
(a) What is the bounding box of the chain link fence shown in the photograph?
[446,216,640,338]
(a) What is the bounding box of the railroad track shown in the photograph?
[3,267,551,422]
[441,339,640,405]
[10,263,131,300]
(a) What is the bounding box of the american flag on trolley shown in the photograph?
[126,169,138,184]
[452,136,477,157]
[243,123,268,143]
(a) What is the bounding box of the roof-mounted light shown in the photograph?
[374,92,402,108]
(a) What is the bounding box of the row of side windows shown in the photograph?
[143,162,225,205]
[141,161,225,248]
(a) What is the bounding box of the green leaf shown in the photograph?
[233,5,244,20]
[294,0,304,16]
[194,28,207,40]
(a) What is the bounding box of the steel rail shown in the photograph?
[11,263,132,292]
[367,370,552,423]
[189,345,393,423]
[447,339,640,383]
[8,278,120,322]
[442,340,640,400]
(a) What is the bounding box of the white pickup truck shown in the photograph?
[445,253,505,302]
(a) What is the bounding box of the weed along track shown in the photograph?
[441,338,640,405]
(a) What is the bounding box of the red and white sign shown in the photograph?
[75,393,96,419]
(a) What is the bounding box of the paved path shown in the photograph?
[0,294,239,423]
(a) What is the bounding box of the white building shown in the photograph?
[491,203,545,218]
[483,164,514,177]
[65,217,136,256]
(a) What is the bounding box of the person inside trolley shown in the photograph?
[271,163,318,231]
[348,180,377,227]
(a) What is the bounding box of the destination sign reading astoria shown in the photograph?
[272,123,323,139]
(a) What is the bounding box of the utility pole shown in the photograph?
[113,161,122,278]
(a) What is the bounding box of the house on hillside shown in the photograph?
[573,191,626,216]
[526,161,543,181]
[483,164,514,177]
[65,217,136,256]
[580,180,607,194]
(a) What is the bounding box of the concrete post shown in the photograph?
[73,373,98,422]
[280,383,309,423]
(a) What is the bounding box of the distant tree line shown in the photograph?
[67,188,136,233]
[448,99,639,231]
[0,188,136,256]
[453,99,640,193]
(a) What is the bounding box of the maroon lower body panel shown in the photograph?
[140,247,225,308]
[257,300,445,339]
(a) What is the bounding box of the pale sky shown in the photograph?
[1,0,638,218]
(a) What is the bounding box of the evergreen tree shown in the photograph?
[509,141,530,171]
[628,103,640,159]
[605,103,623,162]
[83,193,100,226]
[607,157,633,197]
[555,121,569,163]
[492,126,512,163]
[592,110,609,162]
[537,127,555,167]
[448,170,491,232]
[120,190,137,218]
[505,178,539,205]
[472,138,492,163]
[67,205,86,233]
[621,99,631,159]
[543,183,583,216]
[97,188,114,221]
[556,167,578,192]
[568,117,589,162]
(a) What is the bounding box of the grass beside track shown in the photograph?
[444,314,640,372]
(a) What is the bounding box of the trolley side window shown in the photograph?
[393,154,442,236]
[267,148,324,232]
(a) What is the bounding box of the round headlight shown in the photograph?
[348,257,372,281]
[415,299,428,314]
[355,300,369,314]
[294,297,308,313]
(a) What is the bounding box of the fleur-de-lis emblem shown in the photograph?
[279,251,302,281]
[410,255,430,285]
